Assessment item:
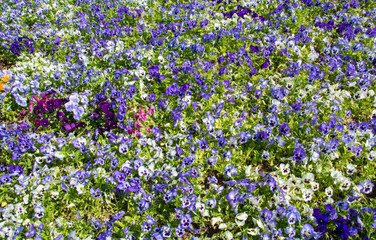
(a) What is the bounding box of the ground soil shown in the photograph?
[0,58,12,70]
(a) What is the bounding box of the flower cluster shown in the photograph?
[1,0,376,239]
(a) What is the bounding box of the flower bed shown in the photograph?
[1,0,376,239]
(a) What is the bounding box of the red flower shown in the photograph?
[34,119,41,127]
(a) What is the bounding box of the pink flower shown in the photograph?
[28,102,34,113]
[140,113,148,122]
[34,119,41,127]
[32,95,50,111]
[32,95,39,102]
[149,107,155,115]
[146,127,151,133]
[135,120,143,129]
[42,101,48,111]
[135,130,141,138]
[29,95,40,113]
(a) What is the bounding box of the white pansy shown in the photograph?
[252,218,265,229]
[307,46,319,62]
[236,212,248,221]
[302,188,314,201]
[298,89,307,98]
[324,197,334,205]
[245,165,259,178]
[54,152,65,160]
[341,90,352,98]
[138,166,150,178]
[223,231,233,240]
[325,187,333,197]
[67,203,76,209]
[340,178,351,190]
[336,175,346,185]
[170,167,178,177]
[234,212,248,226]
[302,204,313,215]
[346,164,357,175]
[14,185,26,195]
[14,203,26,216]
[218,223,227,230]
[23,194,29,205]
[35,185,45,194]
[195,202,206,212]
[235,219,245,226]
[311,182,319,191]
[331,170,343,182]
[330,152,339,160]
[211,217,223,226]
[202,210,209,217]
[115,40,124,52]
[354,90,367,100]
[247,228,260,236]
[51,191,59,200]
[302,173,314,184]
[279,163,290,175]
[1,227,13,237]
[368,150,376,160]
[157,55,165,64]
[138,68,146,78]
[279,179,290,192]
[22,219,31,226]
[76,183,84,195]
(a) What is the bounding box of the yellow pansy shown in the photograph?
[0,74,10,91]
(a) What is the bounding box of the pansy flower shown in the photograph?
[0,75,10,91]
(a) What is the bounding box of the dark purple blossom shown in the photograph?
[279,122,290,136]
[292,148,306,163]
[198,139,209,150]
[40,119,50,128]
